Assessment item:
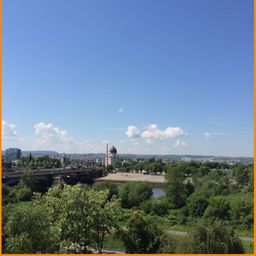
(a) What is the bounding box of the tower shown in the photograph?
[109,146,117,168]
[105,144,109,167]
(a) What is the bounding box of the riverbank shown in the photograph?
[96,172,166,184]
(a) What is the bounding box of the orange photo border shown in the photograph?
[0,0,254,255]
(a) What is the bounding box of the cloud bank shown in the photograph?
[126,124,186,142]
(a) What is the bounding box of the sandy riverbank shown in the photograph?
[96,172,166,184]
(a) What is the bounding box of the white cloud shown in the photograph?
[2,121,17,139]
[141,124,186,139]
[118,108,123,113]
[126,125,141,138]
[101,140,109,144]
[173,139,187,147]
[34,122,73,145]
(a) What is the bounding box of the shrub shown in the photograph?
[119,182,152,208]
[204,196,230,220]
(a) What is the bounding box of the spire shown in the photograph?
[106,144,109,167]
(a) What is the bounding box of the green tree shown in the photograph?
[203,196,230,220]
[165,165,186,208]
[41,184,119,253]
[187,192,208,217]
[14,186,32,201]
[2,184,10,200]
[193,166,210,177]
[93,182,118,200]
[21,171,37,191]
[248,165,254,192]
[229,197,253,229]
[157,233,177,253]
[178,221,244,254]
[3,202,59,253]
[119,213,163,253]
[234,165,249,186]
[119,182,152,208]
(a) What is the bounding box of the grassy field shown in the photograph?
[242,240,254,254]
[103,233,125,252]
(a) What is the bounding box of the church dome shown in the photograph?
[109,146,117,154]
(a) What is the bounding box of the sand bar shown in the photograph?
[96,172,166,184]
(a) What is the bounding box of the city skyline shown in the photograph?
[3,0,253,157]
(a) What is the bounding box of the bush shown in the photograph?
[229,198,253,230]
[177,220,244,254]
[204,196,230,219]
[119,182,152,208]
[119,212,163,253]
[93,182,118,200]
[15,187,32,201]
[167,208,187,226]
[140,198,170,216]
[187,192,208,217]
[204,196,230,220]
[2,184,10,198]
[157,233,177,253]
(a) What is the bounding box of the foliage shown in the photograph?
[233,165,249,186]
[14,186,32,201]
[119,182,152,208]
[165,165,187,208]
[2,184,10,198]
[17,155,61,169]
[184,180,195,196]
[5,233,33,254]
[21,170,37,191]
[119,212,163,253]
[229,197,253,230]
[140,198,170,216]
[193,166,210,177]
[203,196,230,220]
[178,220,244,254]
[93,181,119,200]
[195,172,230,197]
[167,208,187,226]
[157,233,177,253]
[187,192,208,217]
[40,184,120,253]
[3,202,59,253]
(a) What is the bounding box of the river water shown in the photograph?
[152,187,166,198]
[94,180,166,199]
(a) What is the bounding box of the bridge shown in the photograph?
[2,167,105,192]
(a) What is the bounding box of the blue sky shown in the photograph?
[2,0,253,156]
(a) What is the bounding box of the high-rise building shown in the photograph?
[5,148,22,163]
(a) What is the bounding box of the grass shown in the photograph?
[103,232,125,252]
[235,229,254,238]
[242,240,254,254]
[225,191,253,202]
